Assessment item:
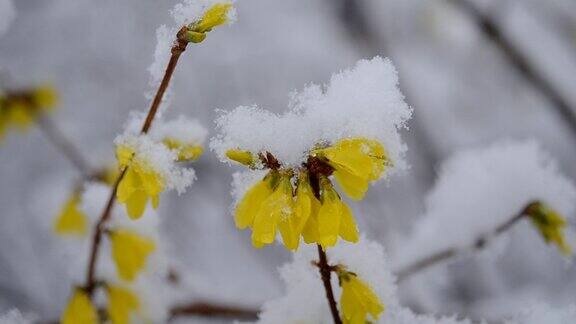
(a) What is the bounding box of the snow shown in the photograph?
[506,302,576,324]
[150,115,208,145]
[0,310,35,324]
[394,139,576,270]
[114,134,196,194]
[171,0,237,27]
[211,57,412,170]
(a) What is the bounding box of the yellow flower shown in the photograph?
[295,171,319,244]
[528,202,572,256]
[116,144,165,219]
[54,192,88,236]
[226,149,255,167]
[61,288,98,324]
[252,172,296,249]
[338,269,384,324]
[186,2,233,43]
[109,229,156,282]
[235,170,277,229]
[163,138,203,162]
[315,138,388,200]
[107,285,140,324]
[6,100,34,131]
[310,176,359,249]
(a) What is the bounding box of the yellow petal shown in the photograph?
[54,193,88,236]
[234,171,276,229]
[528,203,572,256]
[107,285,139,324]
[252,173,293,248]
[110,230,156,281]
[163,138,203,161]
[226,149,255,167]
[339,272,384,324]
[115,145,135,168]
[339,202,359,243]
[316,138,388,197]
[333,169,369,201]
[194,3,233,33]
[294,171,317,233]
[125,189,149,220]
[61,289,98,324]
[317,178,342,249]
[7,102,34,130]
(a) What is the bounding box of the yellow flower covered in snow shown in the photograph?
[54,192,88,236]
[61,288,98,324]
[0,85,58,140]
[338,269,384,324]
[528,202,572,256]
[314,138,388,200]
[116,144,165,219]
[163,138,203,162]
[107,285,140,324]
[186,2,234,43]
[109,229,156,282]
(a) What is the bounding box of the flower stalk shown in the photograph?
[84,26,191,297]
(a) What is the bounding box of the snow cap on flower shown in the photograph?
[394,140,576,271]
[114,133,195,218]
[211,57,411,170]
[150,115,207,162]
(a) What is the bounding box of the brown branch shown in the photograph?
[36,114,93,179]
[317,245,342,324]
[170,302,259,321]
[397,201,537,282]
[448,0,576,139]
[83,26,190,297]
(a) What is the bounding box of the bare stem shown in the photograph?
[396,201,537,282]
[36,114,93,178]
[449,0,576,139]
[169,302,259,321]
[83,26,190,297]
[317,245,342,324]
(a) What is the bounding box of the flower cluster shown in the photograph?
[227,137,388,250]
[0,85,57,140]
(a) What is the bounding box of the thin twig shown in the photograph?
[448,0,576,139]
[317,245,342,324]
[36,115,93,178]
[397,201,537,282]
[169,302,259,321]
[83,26,190,297]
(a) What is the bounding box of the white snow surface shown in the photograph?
[394,139,576,271]
[211,57,412,170]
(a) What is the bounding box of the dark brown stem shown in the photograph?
[397,201,536,282]
[449,0,576,139]
[83,26,190,297]
[317,245,342,324]
[36,114,93,178]
[169,302,259,321]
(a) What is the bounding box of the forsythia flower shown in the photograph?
[0,85,58,140]
[61,288,98,324]
[312,176,359,249]
[163,138,203,162]
[337,269,384,324]
[314,138,388,200]
[109,229,156,282]
[116,144,165,219]
[107,285,140,324]
[528,202,572,256]
[53,192,88,236]
[186,2,233,43]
